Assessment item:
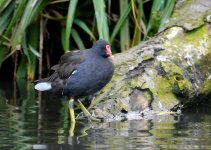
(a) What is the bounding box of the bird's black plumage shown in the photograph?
[34,39,114,99]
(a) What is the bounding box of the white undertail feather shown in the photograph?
[34,82,52,91]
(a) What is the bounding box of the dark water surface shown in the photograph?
[1,81,211,150]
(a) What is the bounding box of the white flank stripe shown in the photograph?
[34,82,52,91]
[72,70,77,75]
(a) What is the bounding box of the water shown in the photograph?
[1,81,211,150]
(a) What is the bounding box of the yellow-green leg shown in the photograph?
[69,98,75,136]
[77,100,100,122]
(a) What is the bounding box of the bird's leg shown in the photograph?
[69,98,75,136]
[69,98,76,123]
[77,100,100,122]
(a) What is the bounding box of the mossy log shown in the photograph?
[86,0,211,120]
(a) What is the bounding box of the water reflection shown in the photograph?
[0,80,211,149]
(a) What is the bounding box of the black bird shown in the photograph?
[34,39,114,123]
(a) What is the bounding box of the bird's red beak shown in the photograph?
[106,45,112,57]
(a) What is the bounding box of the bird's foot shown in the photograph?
[87,115,101,122]
[77,100,101,122]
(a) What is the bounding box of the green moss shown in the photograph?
[183,25,207,45]
[161,24,210,99]
[164,25,208,56]
[151,61,192,109]
[114,84,130,98]
[130,79,137,87]
[112,99,130,113]
[130,77,146,88]
[129,78,153,104]
[144,90,153,102]
[200,79,211,95]
[152,76,179,109]
[161,61,183,75]
[141,52,154,61]
[160,61,192,97]
[163,0,207,31]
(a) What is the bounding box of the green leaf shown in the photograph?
[12,0,49,49]
[22,32,30,64]
[71,28,85,49]
[61,27,66,52]
[0,46,8,68]
[146,0,165,35]
[131,0,142,46]
[0,1,15,35]
[17,56,27,79]
[21,23,39,80]
[74,19,96,40]
[131,0,142,32]
[159,0,175,29]
[2,0,27,38]
[111,1,131,43]
[119,0,130,51]
[0,0,12,14]
[65,0,78,51]
[29,44,40,57]
[27,22,39,80]
[93,0,110,43]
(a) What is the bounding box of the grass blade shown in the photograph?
[12,0,48,49]
[119,0,130,51]
[17,56,27,79]
[159,0,175,29]
[71,28,85,49]
[65,0,78,51]
[27,22,39,80]
[61,27,66,52]
[18,17,39,80]
[0,0,12,14]
[29,44,40,57]
[111,2,131,42]
[74,19,96,40]
[0,1,15,35]
[93,0,110,43]
[146,0,165,36]
[131,0,142,32]
[2,0,27,37]
[0,47,8,68]
[131,0,143,46]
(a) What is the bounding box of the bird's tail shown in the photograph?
[34,82,52,91]
[33,76,53,91]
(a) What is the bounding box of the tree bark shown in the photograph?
[85,0,211,120]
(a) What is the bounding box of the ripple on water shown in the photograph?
[1,83,211,150]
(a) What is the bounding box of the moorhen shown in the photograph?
[34,39,114,123]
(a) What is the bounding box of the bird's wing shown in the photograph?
[50,64,59,70]
[52,50,85,79]
[34,50,85,84]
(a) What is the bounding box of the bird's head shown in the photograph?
[92,39,112,58]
